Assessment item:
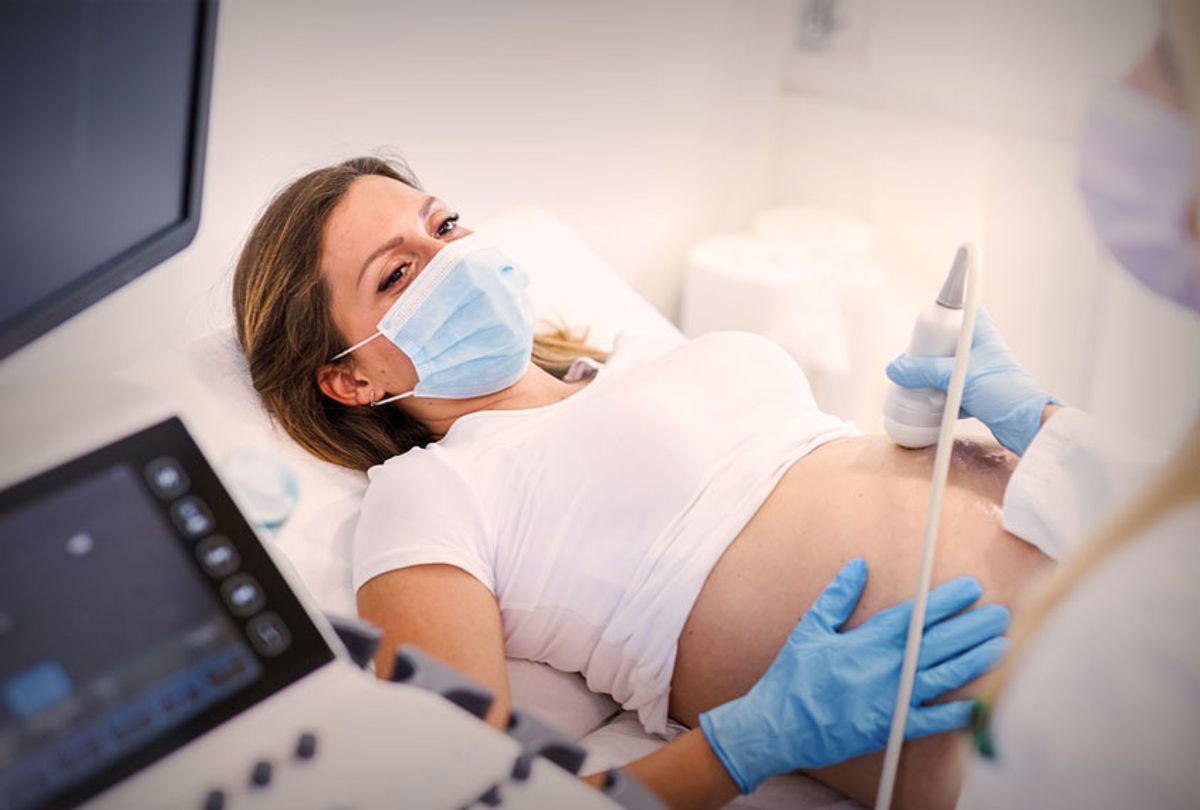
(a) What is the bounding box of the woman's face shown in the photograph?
[1126,34,1187,115]
[319,175,470,402]
[1126,32,1198,254]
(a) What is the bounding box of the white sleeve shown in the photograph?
[1001,407,1169,560]
[351,451,495,593]
[958,509,1200,809]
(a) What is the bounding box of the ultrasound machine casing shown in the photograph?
[0,411,648,810]
[0,0,659,804]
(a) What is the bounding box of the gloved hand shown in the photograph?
[885,308,1058,456]
[698,558,1010,794]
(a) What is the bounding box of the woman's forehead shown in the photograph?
[322,176,427,278]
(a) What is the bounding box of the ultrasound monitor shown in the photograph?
[0,0,217,360]
[0,418,334,810]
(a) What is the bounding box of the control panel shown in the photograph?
[0,417,663,810]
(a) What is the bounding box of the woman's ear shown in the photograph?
[316,363,372,407]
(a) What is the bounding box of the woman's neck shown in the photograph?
[404,364,592,438]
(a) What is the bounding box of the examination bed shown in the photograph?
[123,206,866,810]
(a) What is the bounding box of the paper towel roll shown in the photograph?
[753,206,874,262]
[681,232,851,375]
[682,209,905,431]
[753,208,899,429]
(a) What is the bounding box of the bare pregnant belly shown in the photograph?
[668,434,1053,809]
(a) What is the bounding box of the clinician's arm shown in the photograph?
[887,313,1168,559]
[1000,405,1168,559]
[578,731,741,809]
[359,560,1008,809]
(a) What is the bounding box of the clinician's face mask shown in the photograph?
[331,233,535,404]
[1078,80,1200,312]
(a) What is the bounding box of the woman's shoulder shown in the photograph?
[355,447,484,541]
[364,446,471,499]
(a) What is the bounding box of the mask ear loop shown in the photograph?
[334,334,417,407]
[369,389,416,407]
[331,331,382,362]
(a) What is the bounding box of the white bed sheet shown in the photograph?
[122,205,859,809]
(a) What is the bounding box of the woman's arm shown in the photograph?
[357,563,740,807]
[357,563,512,728]
[356,562,734,806]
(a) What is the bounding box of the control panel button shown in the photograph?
[204,651,250,688]
[195,536,240,578]
[249,760,272,788]
[56,732,100,770]
[221,574,265,617]
[246,612,291,657]
[202,788,225,810]
[109,705,153,742]
[145,457,189,499]
[511,753,533,782]
[295,731,317,760]
[171,496,215,539]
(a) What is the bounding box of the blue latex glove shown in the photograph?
[885,308,1058,456]
[698,558,1010,794]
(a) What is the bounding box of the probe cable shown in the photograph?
[873,242,982,810]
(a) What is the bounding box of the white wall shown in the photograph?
[5,0,1197,451]
[771,0,1199,444]
[1,0,790,383]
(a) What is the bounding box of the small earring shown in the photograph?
[368,389,378,407]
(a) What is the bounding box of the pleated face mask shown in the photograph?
[331,233,535,404]
[1078,80,1199,312]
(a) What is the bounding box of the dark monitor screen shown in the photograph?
[0,0,217,360]
[0,418,334,810]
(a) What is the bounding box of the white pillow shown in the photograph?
[175,206,682,604]
[147,206,682,739]
[477,206,681,352]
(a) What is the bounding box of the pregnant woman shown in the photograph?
[232,157,1052,809]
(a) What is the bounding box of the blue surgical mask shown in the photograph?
[331,233,535,403]
[1078,80,1199,312]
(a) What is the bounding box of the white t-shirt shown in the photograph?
[353,330,860,734]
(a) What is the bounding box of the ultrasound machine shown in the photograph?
[0,3,659,808]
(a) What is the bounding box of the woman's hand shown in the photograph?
[885,308,1058,456]
[697,558,1010,795]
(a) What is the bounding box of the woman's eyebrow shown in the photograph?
[356,195,439,285]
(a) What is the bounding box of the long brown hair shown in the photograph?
[984,0,1200,707]
[232,156,608,471]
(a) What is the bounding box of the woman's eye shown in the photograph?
[436,213,460,237]
[378,265,408,292]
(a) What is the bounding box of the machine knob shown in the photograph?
[602,769,666,810]
[324,613,383,669]
[389,645,494,720]
[505,708,587,775]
